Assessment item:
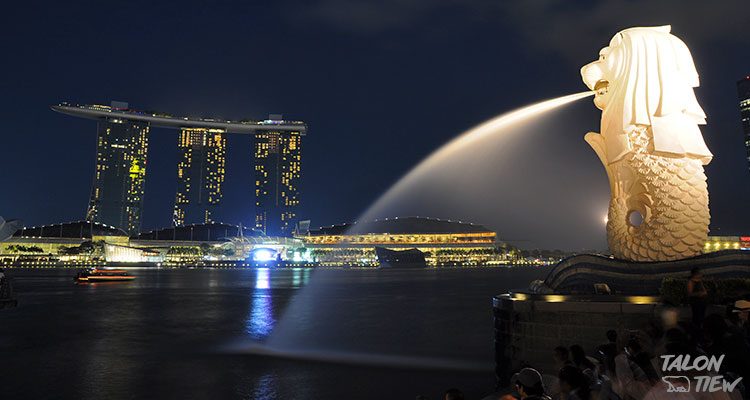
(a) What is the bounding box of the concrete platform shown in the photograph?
[491,293,726,389]
[531,250,750,294]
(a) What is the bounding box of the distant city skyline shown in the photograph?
[54,101,307,236]
[4,0,750,249]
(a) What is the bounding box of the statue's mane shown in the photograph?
[602,26,712,164]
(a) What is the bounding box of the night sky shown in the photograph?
[1,1,749,249]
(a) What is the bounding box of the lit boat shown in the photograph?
[74,268,135,282]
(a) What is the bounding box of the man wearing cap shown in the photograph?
[730,299,750,340]
[733,300,750,318]
[512,368,551,400]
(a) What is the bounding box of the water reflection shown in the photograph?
[251,373,276,400]
[244,268,314,340]
[246,269,274,339]
[292,268,312,288]
[78,282,143,399]
[2,268,537,399]
[293,268,301,287]
[255,268,270,289]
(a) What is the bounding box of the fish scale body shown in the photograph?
[607,126,709,261]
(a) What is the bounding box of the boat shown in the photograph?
[74,268,135,282]
[375,247,427,269]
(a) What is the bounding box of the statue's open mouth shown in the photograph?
[594,80,609,95]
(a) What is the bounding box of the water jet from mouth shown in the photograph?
[350,91,601,250]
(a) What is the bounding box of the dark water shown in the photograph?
[0,267,548,399]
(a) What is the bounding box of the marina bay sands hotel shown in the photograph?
[52,101,306,237]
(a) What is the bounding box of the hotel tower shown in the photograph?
[173,128,227,226]
[86,103,149,235]
[253,115,304,236]
[53,102,306,237]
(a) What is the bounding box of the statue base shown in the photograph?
[492,250,750,389]
[530,249,750,295]
[492,293,724,389]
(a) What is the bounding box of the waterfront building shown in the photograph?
[298,217,514,266]
[173,128,227,226]
[739,77,750,171]
[136,224,307,264]
[254,115,304,237]
[0,221,128,266]
[0,220,308,267]
[2,217,510,267]
[136,222,258,242]
[52,103,307,236]
[704,235,750,252]
[85,103,149,235]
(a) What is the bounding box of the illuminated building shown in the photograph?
[52,102,307,235]
[0,221,128,266]
[704,236,750,252]
[739,77,750,171]
[136,223,258,242]
[133,223,307,264]
[0,221,307,266]
[173,128,227,226]
[254,115,304,236]
[298,217,513,266]
[85,103,149,235]
[2,218,509,267]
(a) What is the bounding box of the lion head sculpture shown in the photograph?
[580,25,712,165]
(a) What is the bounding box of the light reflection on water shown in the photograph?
[247,294,274,340]
[291,268,311,289]
[245,268,313,340]
[255,268,270,289]
[247,268,274,339]
[251,373,276,400]
[293,268,301,287]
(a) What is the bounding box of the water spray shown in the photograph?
[353,91,594,229]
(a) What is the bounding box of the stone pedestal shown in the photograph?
[492,293,722,389]
[493,250,750,389]
[532,250,750,294]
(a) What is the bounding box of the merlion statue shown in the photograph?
[581,26,712,262]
